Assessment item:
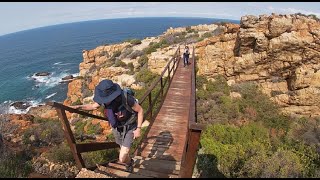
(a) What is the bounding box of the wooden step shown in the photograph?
[133,156,181,174]
[95,164,152,178]
[134,156,181,165]
[107,162,178,178]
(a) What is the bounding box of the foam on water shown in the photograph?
[45,92,57,99]
[0,99,43,114]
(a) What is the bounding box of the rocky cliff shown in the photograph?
[196,13,320,117]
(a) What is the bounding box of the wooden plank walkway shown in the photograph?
[136,51,192,162]
[94,47,194,178]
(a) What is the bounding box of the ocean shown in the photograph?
[0,17,239,114]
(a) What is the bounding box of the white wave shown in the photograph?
[54,62,62,65]
[72,72,79,77]
[45,93,57,99]
[0,100,43,114]
[29,71,70,87]
[53,62,74,66]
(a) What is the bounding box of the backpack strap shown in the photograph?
[121,89,135,114]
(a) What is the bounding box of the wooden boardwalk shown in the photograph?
[96,47,194,178]
[48,46,201,178]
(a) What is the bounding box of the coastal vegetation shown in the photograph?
[194,74,320,178]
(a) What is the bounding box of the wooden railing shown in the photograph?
[179,46,205,178]
[46,46,181,170]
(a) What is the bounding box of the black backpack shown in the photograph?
[118,88,137,127]
[104,87,137,128]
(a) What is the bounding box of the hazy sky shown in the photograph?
[1,2,319,36]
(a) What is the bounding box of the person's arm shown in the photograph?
[132,102,143,139]
[71,102,100,111]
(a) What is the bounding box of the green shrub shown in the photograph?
[0,151,32,178]
[271,90,283,97]
[114,60,127,67]
[71,98,82,106]
[196,75,230,101]
[119,48,133,59]
[105,132,114,142]
[86,122,103,135]
[128,62,134,73]
[138,55,149,67]
[143,45,158,54]
[22,120,64,146]
[127,50,144,59]
[198,120,320,178]
[207,75,230,95]
[112,50,121,58]
[135,69,159,86]
[196,75,320,178]
[233,82,291,130]
[187,28,197,33]
[74,120,87,136]
[143,40,168,54]
[109,50,121,62]
[44,141,75,164]
[82,149,119,168]
[197,37,205,42]
[130,39,142,45]
[201,32,213,39]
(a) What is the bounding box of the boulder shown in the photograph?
[62,75,74,81]
[10,101,31,110]
[35,72,50,76]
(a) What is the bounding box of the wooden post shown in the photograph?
[179,128,202,178]
[168,61,171,82]
[148,93,152,120]
[160,77,164,98]
[55,108,86,169]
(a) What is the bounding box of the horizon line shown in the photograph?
[0,16,240,37]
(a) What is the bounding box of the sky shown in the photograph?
[0,2,320,36]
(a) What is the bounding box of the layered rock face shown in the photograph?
[196,14,320,117]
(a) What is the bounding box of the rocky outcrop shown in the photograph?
[61,75,74,81]
[79,43,130,76]
[148,45,179,76]
[10,101,32,110]
[35,72,51,76]
[0,114,35,144]
[163,24,218,36]
[196,13,320,117]
[28,105,57,119]
[76,168,111,178]
[32,154,79,178]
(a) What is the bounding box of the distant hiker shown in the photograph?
[71,79,143,173]
[183,45,190,67]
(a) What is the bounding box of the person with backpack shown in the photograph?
[71,79,143,173]
[183,45,190,67]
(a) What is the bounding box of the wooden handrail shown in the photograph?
[46,102,107,120]
[75,142,119,153]
[139,47,180,104]
[179,46,205,178]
